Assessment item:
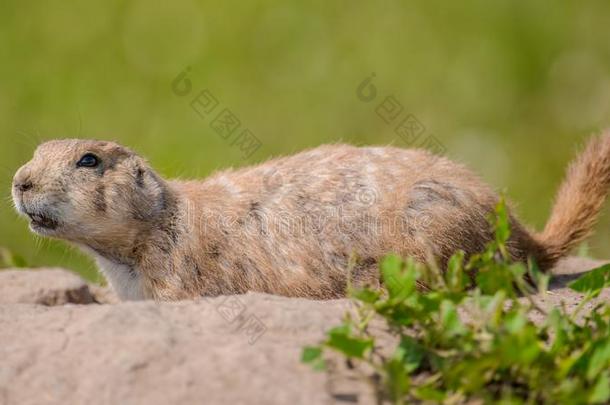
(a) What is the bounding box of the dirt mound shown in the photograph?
[0,257,607,405]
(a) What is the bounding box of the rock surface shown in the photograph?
[0,269,95,306]
[0,257,608,405]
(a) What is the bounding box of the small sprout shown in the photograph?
[568,263,610,298]
[301,346,326,371]
[325,324,373,359]
[302,198,610,403]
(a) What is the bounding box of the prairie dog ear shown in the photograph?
[124,156,168,216]
[122,156,154,187]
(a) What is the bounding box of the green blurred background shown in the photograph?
[1,1,610,281]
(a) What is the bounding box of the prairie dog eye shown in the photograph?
[77,153,100,168]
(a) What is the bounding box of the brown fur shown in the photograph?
[11,133,610,301]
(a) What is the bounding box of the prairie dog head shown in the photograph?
[11,140,169,250]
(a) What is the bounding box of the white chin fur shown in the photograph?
[78,245,145,301]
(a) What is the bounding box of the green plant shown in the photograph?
[302,200,610,404]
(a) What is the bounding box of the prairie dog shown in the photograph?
[11,135,610,301]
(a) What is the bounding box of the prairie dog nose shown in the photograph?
[14,180,33,192]
[13,166,34,192]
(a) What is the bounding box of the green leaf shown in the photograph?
[587,339,610,380]
[504,310,527,334]
[440,300,466,336]
[446,250,468,292]
[381,255,418,301]
[493,197,511,247]
[326,325,373,359]
[547,308,569,355]
[528,259,550,294]
[508,263,526,280]
[590,372,610,404]
[503,332,541,366]
[301,346,326,371]
[568,264,610,298]
[397,335,425,373]
[381,254,402,277]
[483,290,506,328]
[413,386,447,402]
[350,288,380,304]
[476,264,515,296]
[384,354,410,402]
[302,346,322,362]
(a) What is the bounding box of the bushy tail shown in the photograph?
[536,131,610,269]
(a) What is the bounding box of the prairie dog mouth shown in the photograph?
[26,212,59,230]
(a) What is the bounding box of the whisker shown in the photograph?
[14,130,42,150]
[77,110,84,138]
[0,163,16,176]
